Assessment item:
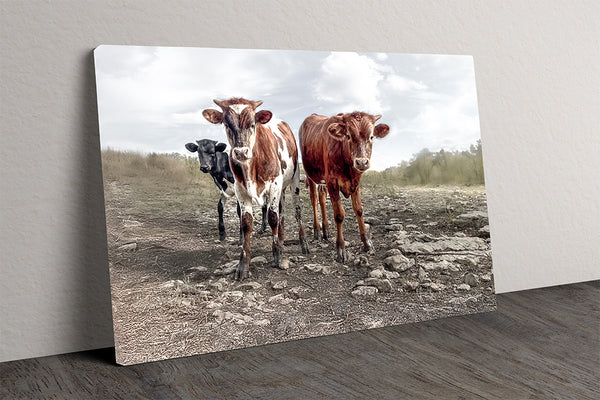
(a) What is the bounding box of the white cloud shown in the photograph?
[313,52,386,113]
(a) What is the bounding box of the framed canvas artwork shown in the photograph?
[94,45,495,365]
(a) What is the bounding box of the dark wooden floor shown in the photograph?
[1,281,598,400]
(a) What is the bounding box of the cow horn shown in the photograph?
[251,100,263,109]
[213,99,226,109]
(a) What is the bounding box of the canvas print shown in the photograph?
[94,45,496,365]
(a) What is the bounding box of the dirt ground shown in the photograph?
[104,181,495,365]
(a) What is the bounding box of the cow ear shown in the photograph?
[215,142,227,152]
[185,143,198,153]
[255,110,272,124]
[202,109,223,124]
[327,123,346,140]
[374,123,390,138]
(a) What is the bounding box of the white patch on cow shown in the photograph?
[269,119,295,189]
[229,103,248,114]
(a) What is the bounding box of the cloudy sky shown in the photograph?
[95,45,481,171]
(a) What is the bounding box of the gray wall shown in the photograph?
[1,0,598,363]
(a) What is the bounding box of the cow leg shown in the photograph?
[308,179,321,240]
[218,193,226,241]
[236,202,253,281]
[318,184,329,240]
[293,171,309,254]
[267,196,282,268]
[236,201,243,245]
[328,184,347,263]
[278,190,285,245]
[351,187,373,252]
[258,200,268,234]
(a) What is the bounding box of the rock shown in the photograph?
[289,256,306,263]
[363,278,393,293]
[403,280,420,291]
[213,260,238,276]
[304,264,332,275]
[480,273,492,282]
[456,210,488,220]
[454,232,467,237]
[289,287,309,299]
[288,287,308,299]
[187,266,208,273]
[383,270,400,279]
[479,225,490,234]
[160,279,184,290]
[209,281,226,292]
[385,248,403,257]
[485,287,494,294]
[197,290,212,300]
[430,282,445,292]
[354,255,370,268]
[351,286,378,297]
[278,258,290,270]
[221,290,244,299]
[389,218,400,224]
[368,268,384,279]
[418,267,428,282]
[268,293,294,305]
[363,216,381,225]
[383,254,412,272]
[457,283,471,291]
[123,220,142,228]
[271,280,288,290]
[251,256,268,264]
[212,309,226,322]
[400,237,487,254]
[180,298,193,307]
[256,319,271,327]
[237,281,262,291]
[405,224,418,230]
[384,223,404,232]
[118,243,137,251]
[205,301,221,309]
[464,273,479,286]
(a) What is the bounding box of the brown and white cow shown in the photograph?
[299,112,389,262]
[203,98,309,280]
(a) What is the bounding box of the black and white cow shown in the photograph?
[185,139,267,241]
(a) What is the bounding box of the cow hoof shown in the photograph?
[258,226,266,235]
[336,248,348,263]
[301,239,310,254]
[313,231,320,241]
[235,268,250,281]
[363,240,374,253]
[219,234,227,241]
[322,229,329,241]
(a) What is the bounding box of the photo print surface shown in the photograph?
[94,45,496,365]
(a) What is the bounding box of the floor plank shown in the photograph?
[1,281,598,399]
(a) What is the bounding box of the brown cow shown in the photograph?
[299,112,389,262]
[203,98,309,280]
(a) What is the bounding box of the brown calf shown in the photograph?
[203,98,309,280]
[299,112,389,262]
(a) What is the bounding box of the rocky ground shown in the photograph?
[104,182,495,365]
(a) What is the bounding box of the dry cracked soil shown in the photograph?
[104,181,495,365]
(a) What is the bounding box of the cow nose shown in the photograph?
[200,166,209,173]
[233,147,251,161]
[354,158,370,171]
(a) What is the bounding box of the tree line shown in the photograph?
[362,140,485,187]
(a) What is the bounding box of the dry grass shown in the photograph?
[101,149,218,214]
